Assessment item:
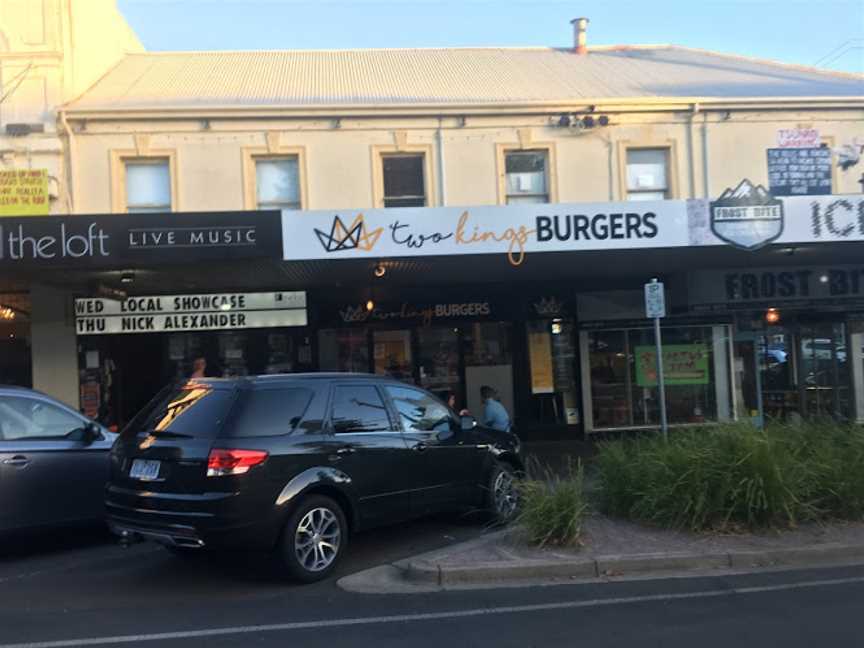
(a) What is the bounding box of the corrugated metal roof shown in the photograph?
[66,45,864,112]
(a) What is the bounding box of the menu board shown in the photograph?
[528,331,555,394]
[767,147,832,196]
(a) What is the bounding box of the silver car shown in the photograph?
[0,387,116,534]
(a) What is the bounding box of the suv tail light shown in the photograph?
[207,448,269,477]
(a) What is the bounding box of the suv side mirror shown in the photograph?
[70,422,101,445]
[460,415,477,431]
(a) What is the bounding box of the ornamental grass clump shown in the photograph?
[516,460,587,547]
[592,421,860,532]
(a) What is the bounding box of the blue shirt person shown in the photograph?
[480,385,511,432]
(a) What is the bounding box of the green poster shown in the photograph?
[634,344,710,387]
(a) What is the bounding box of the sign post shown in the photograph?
[644,278,669,441]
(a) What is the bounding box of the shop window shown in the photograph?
[526,320,579,425]
[318,329,369,373]
[255,157,301,210]
[382,154,426,208]
[417,328,460,403]
[462,322,514,423]
[373,330,413,381]
[386,385,452,434]
[585,325,729,430]
[505,150,549,204]
[626,148,669,201]
[125,159,171,212]
[331,385,391,433]
[0,294,30,388]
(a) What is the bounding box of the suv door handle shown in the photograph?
[3,456,29,468]
[412,442,427,452]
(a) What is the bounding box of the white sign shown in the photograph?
[75,291,307,336]
[644,281,666,318]
[777,128,820,149]
[282,194,864,266]
[282,201,690,267]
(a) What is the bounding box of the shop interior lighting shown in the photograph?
[0,307,15,321]
[765,308,781,324]
[551,319,563,335]
[819,274,830,283]
[365,299,375,312]
[373,263,386,278]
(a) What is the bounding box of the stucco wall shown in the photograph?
[71,109,864,215]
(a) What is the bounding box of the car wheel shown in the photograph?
[487,462,520,525]
[276,495,347,583]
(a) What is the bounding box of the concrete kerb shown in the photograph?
[400,541,864,586]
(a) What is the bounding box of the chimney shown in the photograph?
[571,17,589,55]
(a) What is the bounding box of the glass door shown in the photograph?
[798,322,850,420]
[417,327,461,404]
[373,330,414,382]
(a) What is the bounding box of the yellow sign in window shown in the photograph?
[0,169,50,216]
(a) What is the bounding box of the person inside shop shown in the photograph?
[480,385,511,432]
[189,356,208,380]
[446,390,469,417]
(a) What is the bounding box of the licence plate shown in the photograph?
[129,459,161,481]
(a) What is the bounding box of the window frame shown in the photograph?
[503,149,551,204]
[384,385,456,434]
[327,382,398,435]
[110,149,178,213]
[371,144,436,209]
[495,142,558,205]
[0,394,90,442]
[618,142,678,201]
[242,145,308,210]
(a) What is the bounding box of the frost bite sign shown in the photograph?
[710,180,784,251]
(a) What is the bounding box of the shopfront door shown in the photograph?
[798,323,850,420]
[756,321,851,421]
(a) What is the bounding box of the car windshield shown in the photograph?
[122,382,235,439]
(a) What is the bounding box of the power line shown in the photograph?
[813,38,864,66]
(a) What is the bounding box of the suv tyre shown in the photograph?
[487,461,519,525]
[276,495,347,583]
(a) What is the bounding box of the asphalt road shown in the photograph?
[1,518,863,648]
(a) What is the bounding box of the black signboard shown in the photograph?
[767,147,832,197]
[0,210,282,268]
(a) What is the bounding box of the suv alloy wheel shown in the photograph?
[277,495,348,583]
[487,462,520,525]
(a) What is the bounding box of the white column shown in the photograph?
[851,331,864,424]
[713,325,732,422]
[30,283,79,409]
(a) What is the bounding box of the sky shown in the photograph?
[117,0,864,75]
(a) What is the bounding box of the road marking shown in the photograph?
[3,573,864,648]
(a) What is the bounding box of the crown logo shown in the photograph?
[339,304,371,323]
[315,214,383,253]
[533,296,563,316]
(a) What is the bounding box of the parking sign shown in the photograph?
[644,280,666,319]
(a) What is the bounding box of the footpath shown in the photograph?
[339,514,864,593]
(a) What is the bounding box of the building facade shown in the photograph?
[1,2,863,437]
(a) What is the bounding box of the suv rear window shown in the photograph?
[227,388,313,437]
[122,383,235,439]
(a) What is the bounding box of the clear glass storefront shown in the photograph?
[736,319,855,422]
[317,322,515,419]
[581,324,733,431]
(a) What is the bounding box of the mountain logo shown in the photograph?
[314,214,383,253]
[710,179,784,250]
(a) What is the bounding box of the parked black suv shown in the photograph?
[106,373,523,582]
